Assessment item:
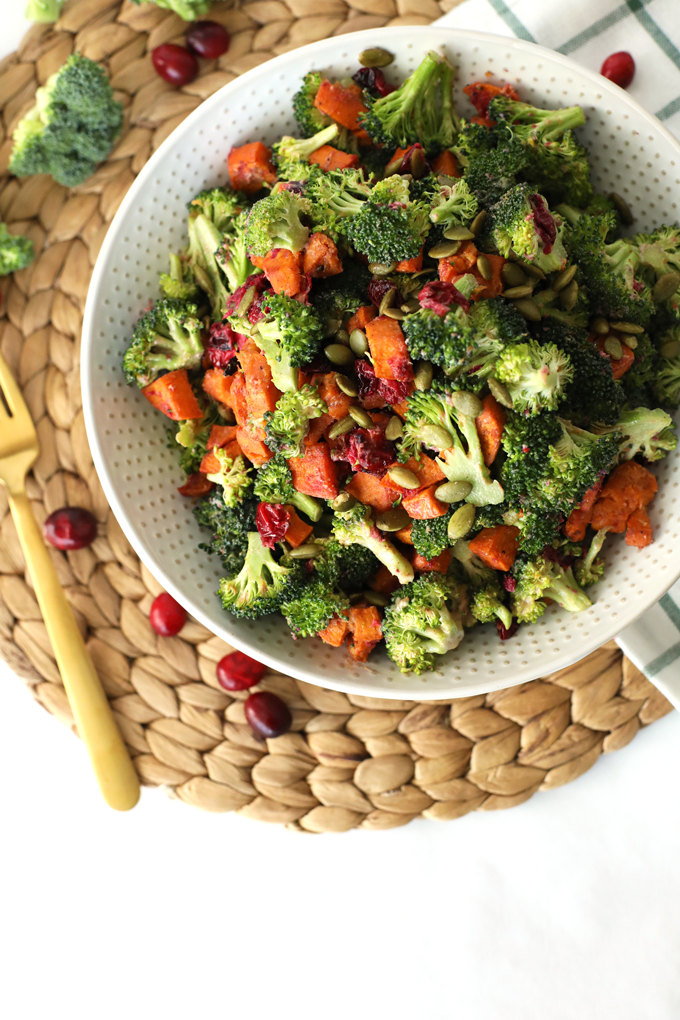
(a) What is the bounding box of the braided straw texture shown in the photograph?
[0,0,674,831]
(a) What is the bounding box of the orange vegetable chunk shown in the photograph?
[178,473,214,497]
[411,548,452,574]
[303,232,343,278]
[227,141,277,195]
[431,150,461,177]
[237,337,280,424]
[261,248,305,296]
[346,305,377,334]
[345,472,397,513]
[563,482,603,542]
[288,442,339,499]
[142,369,202,421]
[591,461,658,533]
[235,427,272,467]
[468,525,520,571]
[475,394,506,466]
[402,484,449,520]
[314,80,366,131]
[625,506,653,548]
[283,505,314,548]
[365,314,413,382]
[202,368,235,408]
[347,606,383,661]
[395,248,423,273]
[309,145,359,171]
[311,371,352,421]
[318,615,351,647]
[371,564,400,595]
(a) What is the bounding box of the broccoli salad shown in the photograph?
[121,48,680,675]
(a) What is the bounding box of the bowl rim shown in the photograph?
[82,25,680,699]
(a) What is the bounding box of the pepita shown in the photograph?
[324,317,342,338]
[521,262,546,281]
[660,339,680,359]
[624,334,638,350]
[608,191,634,226]
[502,262,526,287]
[653,272,680,304]
[420,424,455,450]
[325,343,355,367]
[378,287,397,315]
[383,307,405,320]
[358,47,394,68]
[609,321,644,335]
[364,589,391,607]
[328,416,356,439]
[450,390,483,417]
[385,416,404,441]
[384,156,403,177]
[376,506,411,531]
[348,404,373,428]
[435,480,473,503]
[330,491,356,511]
[288,544,323,559]
[604,337,623,360]
[470,210,487,236]
[553,263,577,293]
[387,465,421,489]
[441,225,475,241]
[335,373,358,397]
[502,284,534,299]
[560,279,578,311]
[413,360,433,392]
[512,297,542,321]
[428,240,462,258]
[410,147,426,180]
[590,317,610,335]
[448,504,476,540]
[488,376,514,408]
[476,254,493,281]
[335,328,349,344]
[368,262,396,275]
[349,329,369,356]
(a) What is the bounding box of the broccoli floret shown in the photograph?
[332,502,414,585]
[463,134,529,208]
[634,226,680,304]
[305,167,372,241]
[450,539,496,586]
[219,531,304,619]
[452,118,499,167]
[488,95,591,206]
[487,338,573,413]
[470,583,513,630]
[511,552,592,622]
[469,297,529,345]
[360,51,459,156]
[410,510,454,561]
[171,403,221,474]
[346,174,430,264]
[122,298,204,388]
[310,258,373,323]
[9,54,123,187]
[205,450,253,508]
[402,275,480,372]
[313,538,380,594]
[25,0,65,21]
[655,326,680,406]
[190,187,247,232]
[566,212,653,326]
[245,188,311,259]
[292,71,331,137]
[574,529,608,588]
[187,211,230,320]
[159,252,198,301]
[215,210,259,294]
[235,292,323,393]
[272,123,341,180]
[506,506,564,559]
[489,184,568,274]
[253,455,323,523]
[429,177,478,231]
[382,572,466,674]
[532,320,624,427]
[129,0,211,18]
[193,492,258,576]
[620,331,660,408]
[263,385,327,459]
[541,418,621,510]
[280,579,349,638]
[0,223,34,276]
[601,407,677,462]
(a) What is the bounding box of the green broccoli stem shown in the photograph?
[280,123,339,162]
[188,213,229,316]
[544,564,592,612]
[252,327,300,394]
[438,413,505,507]
[289,491,323,523]
[529,105,586,142]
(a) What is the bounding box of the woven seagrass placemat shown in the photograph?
[0,0,674,832]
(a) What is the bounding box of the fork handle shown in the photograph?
[9,491,140,811]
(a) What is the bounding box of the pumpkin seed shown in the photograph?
[410,147,426,180]
[288,543,323,559]
[387,465,420,489]
[328,416,356,439]
[358,46,394,68]
[368,261,396,275]
[440,235,462,252]
[330,491,356,511]
[590,317,610,335]
[349,592,365,605]
[335,328,350,344]
[450,390,483,417]
[653,272,680,303]
[235,285,256,317]
[420,424,455,450]
[476,254,493,281]
[553,263,577,293]
[335,373,358,397]
[501,262,527,287]
[385,416,404,441]
[604,336,623,360]
[402,299,420,313]
[448,504,476,540]
[383,307,405,320]
[488,376,514,408]
[520,262,546,280]
[428,240,462,258]
[441,225,475,241]
[502,284,534,299]
[376,506,411,532]
[364,589,391,607]
[349,329,369,356]
[624,334,638,350]
[325,343,355,367]
[413,360,433,392]
[660,339,680,359]
[324,317,342,337]
[470,210,487,236]
[560,279,578,311]
[512,297,542,321]
[608,191,634,226]
[435,480,473,503]
[384,156,403,177]
[348,404,373,428]
[378,287,397,315]
[609,321,644,335]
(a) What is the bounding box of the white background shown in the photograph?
[2,6,680,1019]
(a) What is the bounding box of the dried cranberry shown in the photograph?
[44,507,97,551]
[331,425,396,477]
[378,377,412,406]
[256,502,290,548]
[352,66,395,97]
[501,573,517,593]
[245,691,292,739]
[496,618,519,641]
[149,593,187,636]
[278,180,306,194]
[530,194,556,254]
[418,280,462,317]
[355,358,381,402]
[542,544,574,568]
[368,278,400,308]
[600,51,635,89]
[394,143,430,177]
[216,650,266,691]
[186,20,230,60]
[151,44,198,87]
[225,273,269,317]
[206,319,242,367]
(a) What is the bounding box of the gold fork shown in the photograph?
[0,352,139,810]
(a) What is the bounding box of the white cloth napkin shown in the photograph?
[437,0,680,708]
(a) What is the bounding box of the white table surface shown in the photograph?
[2,7,680,1019]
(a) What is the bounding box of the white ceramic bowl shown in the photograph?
[82,26,680,700]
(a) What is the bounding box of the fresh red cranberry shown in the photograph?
[496,618,519,641]
[352,66,395,97]
[149,592,186,636]
[216,650,266,691]
[44,507,97,551]
[256,502,290,548]
[152,44,198,87]
[600,51,635,89]
[245,691,292,739]
[186,20,230,60]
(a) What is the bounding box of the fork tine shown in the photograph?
[0,351,32,425]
